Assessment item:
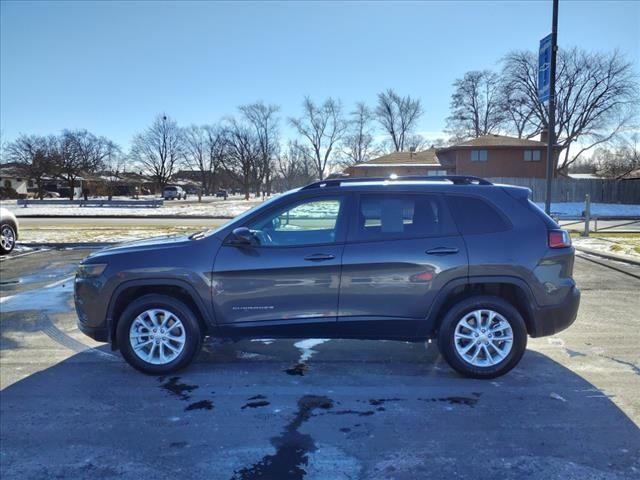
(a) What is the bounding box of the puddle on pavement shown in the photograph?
[283,339,330,376]
[159,377,198,401]
[418,393,481,408]
[242,400,270,410]
[367,398,404,406]
[185,400,213,411]
[232,395,333,480]
[285,363,308,376]
[330,409,375,417]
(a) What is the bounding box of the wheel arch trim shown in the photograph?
[106,278,214,347]
[420,275,538,337]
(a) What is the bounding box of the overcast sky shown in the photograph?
[1,0,638,149]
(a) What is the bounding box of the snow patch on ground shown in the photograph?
[0,276,74,313]
[535,202,640,218]
[4,197,265,218]
[573,236,640,259]
[3,199,637,219]
[294,338,330,363]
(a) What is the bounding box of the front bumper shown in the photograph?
[529,286,580,337]
[75,275,110,343]
[77,322,109,342]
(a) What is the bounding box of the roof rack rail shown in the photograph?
[301,175,492,190]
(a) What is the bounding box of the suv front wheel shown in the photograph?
[437,295,527,379]
[116,294,203,374]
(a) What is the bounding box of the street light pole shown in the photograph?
[544,0,559,214]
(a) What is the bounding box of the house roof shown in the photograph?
[0,162,27,178]
[351,148,441,168]
[441,134,551,150]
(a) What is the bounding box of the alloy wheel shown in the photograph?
[453,309,514,367]
[129,309,186,365]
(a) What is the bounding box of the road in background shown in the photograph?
[1,249,639,479]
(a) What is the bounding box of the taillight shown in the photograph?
[548,229,571,248]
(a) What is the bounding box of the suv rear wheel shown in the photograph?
[116,294,203,374]
[0,223,16,255]
[437,295,527,379]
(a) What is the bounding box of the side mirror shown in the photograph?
[231,227,254,246]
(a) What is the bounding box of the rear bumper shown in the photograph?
[529,287,580,337]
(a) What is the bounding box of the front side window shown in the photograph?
[471,150,488,162]
[353,194,442,241]
[248,197,343,246]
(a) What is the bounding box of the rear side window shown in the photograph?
[353,194,442,241]
[446,195,510,234]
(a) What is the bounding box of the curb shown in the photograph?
[574,246,640,267]
[17,242,116,249]
[15,215,234,220]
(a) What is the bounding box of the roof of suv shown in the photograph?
[298,175,531,199]
[302,175,491,189]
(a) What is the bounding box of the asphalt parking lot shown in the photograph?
[1,249,639,479]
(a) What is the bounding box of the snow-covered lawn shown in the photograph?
[2,197,265,218]
[17,225,208,244]
[573,235,640,260]
[2,198,637,219]
[535,202,640,218]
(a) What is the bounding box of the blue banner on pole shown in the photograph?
[538,34,552,104]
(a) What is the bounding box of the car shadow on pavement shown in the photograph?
[1,341,639,480]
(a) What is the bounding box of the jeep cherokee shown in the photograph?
[75,175,580,378]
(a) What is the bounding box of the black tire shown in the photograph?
[116,294,203,374]
[0,223,17,255]
[437,295,527,379]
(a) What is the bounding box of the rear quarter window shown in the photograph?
[446,195,511,234]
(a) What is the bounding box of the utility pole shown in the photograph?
[544,0,559,214]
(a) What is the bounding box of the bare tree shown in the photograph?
[203,124,227,195]
[276,140,315,190]
[289,97,347,180]
[130,114,184,192]
[594,133,640,179]
[498,84,539,139]
[341,102,378,166]
[446,70,506,139]
[53,130,114,199]
[240,102,280,196]
[375,89,424,152]
[223,118,260,200]
[183,124,219,197]
[4,134,55,199]
[502,48,639,173]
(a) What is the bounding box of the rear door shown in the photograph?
[212,193,349,326]
[338,191,468,336]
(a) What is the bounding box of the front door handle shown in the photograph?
[304,253,336,261]
[426,247,459,255]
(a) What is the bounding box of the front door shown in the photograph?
[212,194,348,326]
[338,192,468,337]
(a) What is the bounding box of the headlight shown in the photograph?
[77,263,107,278]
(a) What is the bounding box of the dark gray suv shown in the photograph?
[75,176,580,378]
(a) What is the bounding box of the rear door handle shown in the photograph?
[426,247,459,255]
[304,253,336,261]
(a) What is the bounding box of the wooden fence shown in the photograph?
[487,177,640,204]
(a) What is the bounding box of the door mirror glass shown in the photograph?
[231,227,254,245]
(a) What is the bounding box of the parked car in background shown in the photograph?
[75,175,580,378]
[163,186,187,200]
[0,207,19,255]
[215,189,228,198]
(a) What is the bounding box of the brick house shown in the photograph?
[344,134,562,179]
[343,148,452,178]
